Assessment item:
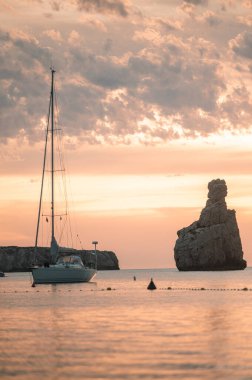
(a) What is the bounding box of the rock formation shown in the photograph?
[0,246,119,272]
[174,179,246,271]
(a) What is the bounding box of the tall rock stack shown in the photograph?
[174,179,247,271]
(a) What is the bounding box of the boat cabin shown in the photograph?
[56,255,84,266]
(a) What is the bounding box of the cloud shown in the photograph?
[231,31,252,59]
[183,0,208,5]
[151,18,183,32]
[103,38,113,53]
[50,1,61,11]
[219,85,252,129]
[0,0,252,145]
[203,11,222,26]
[67,30,81,46]
[59,29,228,143]
[76,0,129,17]
[0,30,52,141]
[78,15,108,32]
[243,0,252,8]
[31,0,130,17]
[43,29,62,42]
[237,15,252,27]
[0,24,235,144]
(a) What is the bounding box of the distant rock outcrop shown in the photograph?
[174,179,246,271]
[0,246,119,272]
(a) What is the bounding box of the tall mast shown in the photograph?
[51,68,55,247]
[34,97,51,252]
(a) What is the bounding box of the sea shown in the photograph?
[1,268,252,380]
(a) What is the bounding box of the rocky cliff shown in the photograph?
[174,179,247,271]
[0,246,119,272]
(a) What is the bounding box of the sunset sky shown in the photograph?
[0,0,252,268]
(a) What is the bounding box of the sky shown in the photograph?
[0,0,252,269]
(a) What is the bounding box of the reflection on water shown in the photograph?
[1,269,252,379]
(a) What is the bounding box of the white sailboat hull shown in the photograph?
[32,266,96,284]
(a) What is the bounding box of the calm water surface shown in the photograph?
[1,268,252,380]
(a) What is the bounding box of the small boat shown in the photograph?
[32,255,96,284]
[32,68,96,285]
[0,271,5,277]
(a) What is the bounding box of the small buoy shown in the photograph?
[147,278,156,290]
[133,276,136,281]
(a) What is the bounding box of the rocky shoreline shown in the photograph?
[0,246,120,272]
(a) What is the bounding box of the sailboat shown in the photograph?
[31,68,97,284]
